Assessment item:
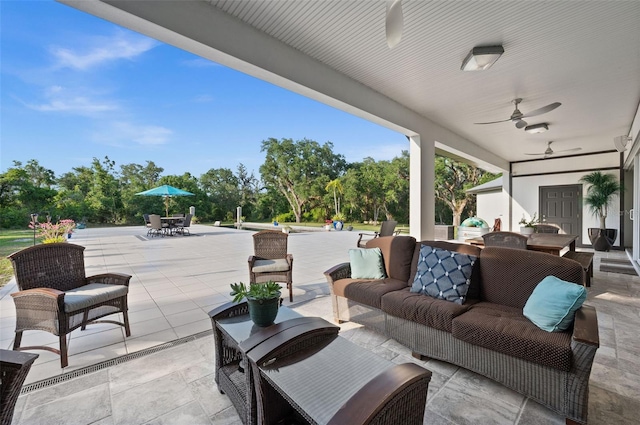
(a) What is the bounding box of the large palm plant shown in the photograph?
[579,171,622,229]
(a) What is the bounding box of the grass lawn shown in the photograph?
[0,230,35,287]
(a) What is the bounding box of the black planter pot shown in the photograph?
[247,295,280,327]
[587,228,616,251]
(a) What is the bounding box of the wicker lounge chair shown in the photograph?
[249,230,294,302]
[357,220,399,248]
[8,243,131,368]
[482,231,528,249]
[1,349,38,425]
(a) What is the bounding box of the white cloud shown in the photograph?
[110,122,173,146]
[24,85,118,114]
[181,58,220,68]
[51,30,157,70]
[193,95,214,103]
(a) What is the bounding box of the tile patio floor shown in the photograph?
[2,225,640,424]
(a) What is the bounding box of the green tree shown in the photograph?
[325,178,344,217]
[85,157,122,223]
[260,138,346,223]
[434,156,499,226]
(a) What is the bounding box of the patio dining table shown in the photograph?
[161,217,182,235]
[467,233,579,256]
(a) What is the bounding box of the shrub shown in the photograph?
[274,212,296,223]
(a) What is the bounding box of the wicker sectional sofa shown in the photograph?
[324,236,599,425]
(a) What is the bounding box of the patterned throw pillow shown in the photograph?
[410,245,476,304]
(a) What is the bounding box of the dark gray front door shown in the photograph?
[539,185,581,235]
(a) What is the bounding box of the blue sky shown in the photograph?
[1,0,407,180]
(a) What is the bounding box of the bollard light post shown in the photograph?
[31,213,39,246]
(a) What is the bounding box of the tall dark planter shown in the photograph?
[588,228,615,251]
[247,295,280,327]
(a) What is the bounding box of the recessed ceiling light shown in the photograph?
[461,45,504,71]
[524,123,549,134]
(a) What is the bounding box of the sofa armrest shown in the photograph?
[572,305,599,347]
[86,273,131,287]
[324,263,351,285]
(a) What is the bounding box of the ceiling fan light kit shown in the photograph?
[461,45,504,71]
[524,123,549,134]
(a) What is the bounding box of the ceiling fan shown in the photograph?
[475,98,562,129]
[386,0,403,48]
[525,141,581,159]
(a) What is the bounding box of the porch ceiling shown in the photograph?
[64,1,640,166]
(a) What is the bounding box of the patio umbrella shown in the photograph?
[135,185,194,216]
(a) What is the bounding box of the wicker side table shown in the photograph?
[208,302,304,425]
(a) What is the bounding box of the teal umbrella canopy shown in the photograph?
[135,185,194,216]
[135,185,194,197]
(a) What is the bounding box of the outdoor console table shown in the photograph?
[209,302,337,425]
[468,233,578,256]
[247,328,432,425]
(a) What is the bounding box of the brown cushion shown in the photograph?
[366,236,416,282]
[381,288,476,332]
[479,247,583,309]
[410,241,483,299]
[452,302,573,371]
[333,278,408,309]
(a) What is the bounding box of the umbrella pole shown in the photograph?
[165,196,169,217]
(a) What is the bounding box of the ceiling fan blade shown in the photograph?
[553,147,582,154]
[521,102,561,118]
[386,0,403,48]
[524,152,545,156]
[515,119,528,129]
[474,118,512,125]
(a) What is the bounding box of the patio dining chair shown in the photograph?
[148,214,166,237]
[357,220,399,248]
[176,213,192,235]
[534,223,560,234]
[8,243,132,368]
[249,230,294,302]
[143,214,153,236]
[482,231,528,250]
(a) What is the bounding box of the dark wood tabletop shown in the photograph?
[467,233,578,256]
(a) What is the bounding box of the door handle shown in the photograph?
[631,209,635,221]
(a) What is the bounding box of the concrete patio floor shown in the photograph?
[2,225,640,424]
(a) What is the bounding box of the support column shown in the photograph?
[409,134,435,240]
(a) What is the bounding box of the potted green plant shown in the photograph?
[230,281,282,327]
[519,213,538,235]
[580,171,622,251]
[332,212,346,231]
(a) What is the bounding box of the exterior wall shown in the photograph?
[476,189,510,230]
[511,151,622,246]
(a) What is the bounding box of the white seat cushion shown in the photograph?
[64,283,128,313]
[252,259,290,273]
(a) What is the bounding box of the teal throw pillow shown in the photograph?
[410,245,476,304]
[523,276,587,332]
[349,248,387,279]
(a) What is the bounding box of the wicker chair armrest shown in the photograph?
[11,288,65,312]
[248,255,258,267]
[208,301,249,321]
[326,363,431,425]
[285,253,293,267]
[572,305,599,346]
[86,273,132,287]
[324,262,352,284]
